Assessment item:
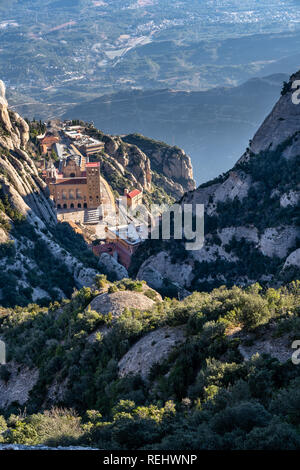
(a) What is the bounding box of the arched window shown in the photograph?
[78,203,82,208]
[57,204,61,209]
[63,204,67,209]
[84,203,87,208]
[70,203,74,209]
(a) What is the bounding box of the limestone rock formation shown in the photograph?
[137,251,194,291]
[283,248,300,269]
[118,326,186,378]
[88,289,158,318]
[99,133,196,200]
[98,253,129,281]
[103,135,151,192]
[0,361,39,408]
[150,146,195,192]
[123,134,196,197]
[246,70,300,156]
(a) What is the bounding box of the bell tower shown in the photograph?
[86,162,101,208]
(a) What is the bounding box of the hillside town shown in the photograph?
[38,122,145,270]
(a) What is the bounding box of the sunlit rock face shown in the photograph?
[0,80,7,106]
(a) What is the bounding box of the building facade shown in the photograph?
[47,159,102,210]
[124,188,143,209]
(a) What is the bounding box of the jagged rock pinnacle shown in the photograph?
[0,80,7,106]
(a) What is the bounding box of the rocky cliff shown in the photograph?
[85,128,195,201]
[123,134,195,196]
[135,72,300,293]
[0,81,99,307]
[102,134,152,192]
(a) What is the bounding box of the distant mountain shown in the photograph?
[63,74,288,183]
[2,1,300,104]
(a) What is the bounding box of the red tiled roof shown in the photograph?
[127,189,142,199]
[86,162,100,168]
[40,136,59,144]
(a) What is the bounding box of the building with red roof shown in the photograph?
[124,188,143,209]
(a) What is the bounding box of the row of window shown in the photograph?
[57,189,83,200]
[56,203,88,209]
[56,191,100,201]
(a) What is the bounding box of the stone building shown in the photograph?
[124,188,143,209]
[39,133,59,155]
[46,158,102,210]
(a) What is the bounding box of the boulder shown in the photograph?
[118,326,186,378]
[88,290,156,317]
[99,253,128,280]
[0,361,39,408]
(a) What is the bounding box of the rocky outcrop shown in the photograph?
[150,146,195,192]
[258,227,298,259]
[283,249,300,269]
[103,135,151,192]
[0,361,39,408]
[86,131,195,201]
[118,326,186,378]
[138,251,194,291]
[238,338,292,363]
[0,81,29,150]
[247,71,300,156]
[123,134,196,197]
[88,289,158,318]
[98,253,128,281]
[280,190,300,208]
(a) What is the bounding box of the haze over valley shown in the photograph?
[2,0,300,180]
